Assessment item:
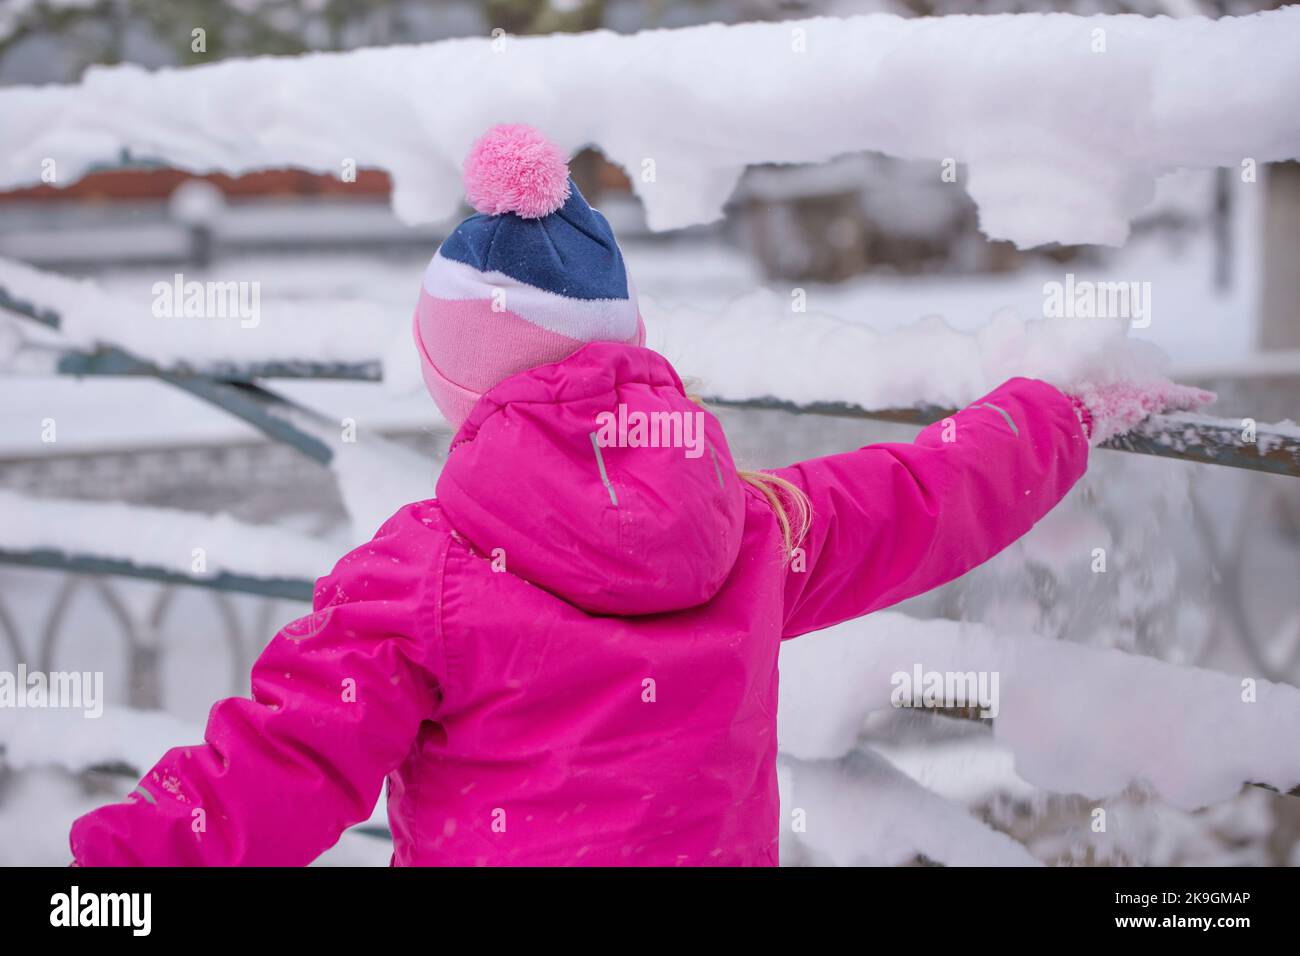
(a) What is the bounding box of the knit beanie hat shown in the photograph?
[413,124,645,430]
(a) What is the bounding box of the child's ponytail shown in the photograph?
[685,390,811,561]
[737,469,811,561]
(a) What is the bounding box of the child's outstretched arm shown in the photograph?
[772,377,1090,639]
[69,504,446,866]
[772,375,1214,639]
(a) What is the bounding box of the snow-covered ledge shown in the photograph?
[2,10,1298,248]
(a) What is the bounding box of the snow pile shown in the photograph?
[646,289,1167,409]
[2,11,1298,247]
[5,256,1169,413]
[777,749,1040,866]
[0,705,199,776]
[0,490,338,582]
[326,435,437,541]
[0,257,439,540]
[0,256,399,369]
[778,612,1300,811]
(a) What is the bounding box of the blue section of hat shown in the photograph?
[438,180,630,301]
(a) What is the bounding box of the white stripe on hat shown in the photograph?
[423,251,640,342]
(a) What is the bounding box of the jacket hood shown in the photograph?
[435,342,746,616]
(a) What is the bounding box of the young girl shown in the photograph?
[70,125,1211,866]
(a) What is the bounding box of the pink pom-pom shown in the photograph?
[463,124,571,219]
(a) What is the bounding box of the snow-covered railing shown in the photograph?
[3,259,1297,478]
[780,614,1300,799]
[0,258,392,374]
[776,612,1300,864]
[2,11,1298,248]
[709,397,1300,477]
[0,491,332,602]
[0,261,434,533]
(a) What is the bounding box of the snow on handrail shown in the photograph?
[3,259,1297,476]
[0,257,394,371]
[778,612,1300,807]
[0,260,434,535]
[1,11,1298,247]
[0,548,314,602]
[0,489,335,601]
[706,396,1300,478]
[778,748,1042,866]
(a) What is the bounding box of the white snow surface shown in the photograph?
[778,749,1041,866]
[1,11,1298,247]
[646,289,1168,409]
[0,256,399,368]
[3,255,1170,415]
[0,705,199,776]
[778,612,1300,812]
[0,489,338,581]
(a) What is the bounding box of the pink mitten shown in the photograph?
[1067,380,1216,446]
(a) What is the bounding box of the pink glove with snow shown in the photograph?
[1067,380,1216,446]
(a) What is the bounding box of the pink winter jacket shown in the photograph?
[70,342,1089,866]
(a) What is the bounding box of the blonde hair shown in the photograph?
[686,391,811,560]
[737,469,811,560]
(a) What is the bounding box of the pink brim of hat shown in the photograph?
[412,294,646,432]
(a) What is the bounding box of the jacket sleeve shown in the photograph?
[773,377,1089,639]
[69,504,448,866]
